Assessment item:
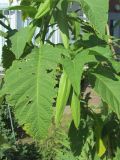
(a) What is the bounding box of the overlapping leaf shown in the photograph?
[63,50,96,96]
[89,45,112,59]
[89,45,120,74]
[35,0,52,19]
[9,5,37,18]
[10,25,36,59]
[77,0,109,34]
[90,71,120,119]
[62,50,96,128]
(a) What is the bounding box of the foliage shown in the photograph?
[2,143,41,160]
[0,0,120,159]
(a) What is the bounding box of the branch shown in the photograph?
[106,24,116,58]
[0,20,12,31]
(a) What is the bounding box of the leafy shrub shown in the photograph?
[0,0,120,159]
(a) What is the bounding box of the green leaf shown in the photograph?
[89,46,120,74]
[63,50,96,96]
[93,154,101,160]
[78,0,109,34]
[2,45,15,69]
[71,91,80,129]
[35,0,52,19]
[2,45,62,140]
[55,71,71,126]
[77,33,106,49]
[20,0,31,6]
[94,117,106,157]
[110,59,120,74]
[55,1,69,49]
[89,70,120,119]
[8,5,37,18]
[89,45,112,59]
[10,25,36,59]
[113,148,120,160]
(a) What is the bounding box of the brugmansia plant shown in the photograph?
[0,0,120,159]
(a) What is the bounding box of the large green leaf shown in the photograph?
[89,71,120,119]
[77,0,109,34]
[10,25,36,59]
[2,45,63,140]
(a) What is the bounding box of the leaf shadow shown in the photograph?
[68,120,89,156]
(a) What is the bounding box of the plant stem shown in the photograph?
[41,0,60,44]
[106,24,116,58]
[0,20,12,31]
